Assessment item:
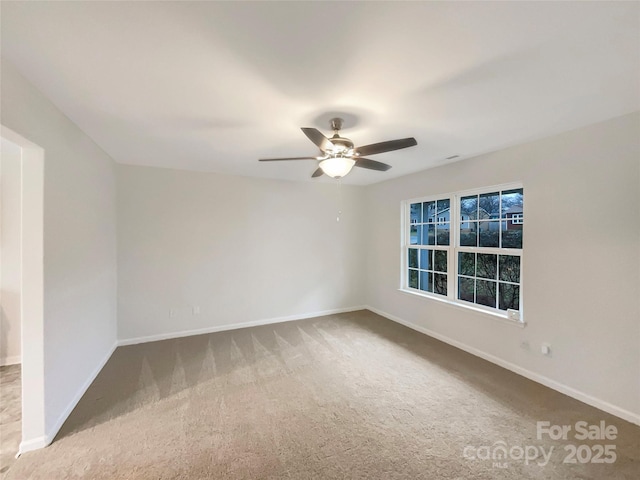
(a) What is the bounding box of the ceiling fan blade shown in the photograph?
[311,167,324,178]
[354,157,392,172]
[355,137,417,156]
[301,127,334,152]
[259,156,317,161]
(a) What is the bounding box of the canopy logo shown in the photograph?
[462,420,618,469]
[462,442,553,468]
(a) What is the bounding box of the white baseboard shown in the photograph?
[42,340,118,447]
[118,306,367,346]
[0,355,21,366]
[18,435,47,455]
[366,305,640,427]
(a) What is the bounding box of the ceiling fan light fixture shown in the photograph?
[319,156,356,178]
[258,117,417,179]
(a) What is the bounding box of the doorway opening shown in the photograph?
[1,135,23,472]
[0,126,45,471]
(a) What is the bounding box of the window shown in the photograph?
[402,185,523,321]
[408,197,450,298]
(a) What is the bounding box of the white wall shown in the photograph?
[364,112,640,422]
[117,165,365,341]
[0,140,22,366]
[1,59,118,440]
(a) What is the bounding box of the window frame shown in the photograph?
[400,182,524,325]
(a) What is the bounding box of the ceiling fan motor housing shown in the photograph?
[328,135,355,155]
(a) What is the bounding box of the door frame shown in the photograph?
[1,125,46,453]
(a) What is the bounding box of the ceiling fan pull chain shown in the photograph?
[336,178,343,223]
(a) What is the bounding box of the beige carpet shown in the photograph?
[0,365,21,478]
[5,311,640,479]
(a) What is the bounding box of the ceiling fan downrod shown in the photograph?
[330,117,344,133]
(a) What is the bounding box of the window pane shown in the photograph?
[419,271,433,293]
[437,198,450,216]
[408,269,418,289]
[501,221,523,249]
[476,280,497,308]
[501,189,523,219]
[499,283,520,311]
[420,249,432,271]
[410,225,420,245]
[436,223,450,246]
[478,221,500,247]
[423,201,436,223]
[422,224,435,245]
[434,250,447,272]
[499,255,520,283]
[434,273,447,295]
[408,248,418,269]
[410,203,422,224]
[476,253,497,279]
[460,221,477,247]
[460,195,478,221]
[458,277,474,302]
[479,192,500,219]
[458,252,475,276]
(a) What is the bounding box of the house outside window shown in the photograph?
[402,184,524,322]
[509,212,524,226]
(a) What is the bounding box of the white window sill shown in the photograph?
[397,288,526,328]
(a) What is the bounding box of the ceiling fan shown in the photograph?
[259,118,418,179]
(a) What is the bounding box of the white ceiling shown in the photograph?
[2,1,639,185]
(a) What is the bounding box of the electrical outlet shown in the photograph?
[541,343,552,356]
[192,306,200,315]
